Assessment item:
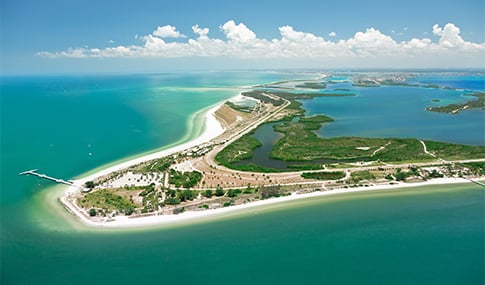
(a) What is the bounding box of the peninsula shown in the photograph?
[42,75,485,228]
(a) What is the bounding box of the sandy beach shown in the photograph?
[63,173,479,228]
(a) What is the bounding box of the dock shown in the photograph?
[19,169,74,186]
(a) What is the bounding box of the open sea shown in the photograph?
[1,71,484,284]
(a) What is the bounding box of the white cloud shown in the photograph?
[329,32,336,37]
[192,24,209,39]
[38,21,485,68]
[153,25,185,38]
[220,20,256,43]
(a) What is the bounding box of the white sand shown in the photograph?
[63,176,477,229]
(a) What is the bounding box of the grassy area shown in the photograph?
[270,117,483,163]
[350,170,376,183]
[168,169,202,188]
[78,189,136,214]
[271,117,382,161]
[215,133,263,166]
[424,140,485,160]
[132,156,174,173]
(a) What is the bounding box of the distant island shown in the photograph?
[27,74,483,228]
[426,92,485,114]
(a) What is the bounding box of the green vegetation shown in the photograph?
[270,115,482,163]
[301,171,346,180]
[261,185,282,199]
[394,167,421,181]
[380,80,419,87]
[275,91,355,100]
[350,171,376,183]
[218,87,484,173]
[89,208,97,217]
[287,164,324,170]
[85,181,96,189]
[298,114,334,124]
[163,189,196,205]
[227,189,242,198]
[225,101,254,113]
[371,139,433,162]
[426,92,485,114]
[424,140,485,160]
[423,83,456,90]
[295,82,327,89]
[215,133,262,166]
[215,187,225,197]
[204,189,213,198]
[457,162,485,176]
[133,156,174,173]
[78,189,135,215]
[242,89,355,109]
[271,118,381,161]
[241,91,284,106]
[168,170,202,188]
[227,163,281,173]
[173,207,185,215]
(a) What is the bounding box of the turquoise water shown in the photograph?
[1,71,484,284]
[303,84,485,145]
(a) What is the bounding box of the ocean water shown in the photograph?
[1,71,484,284]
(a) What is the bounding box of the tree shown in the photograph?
[124,207,134,216]
[395,171,407,181]
[88,208,97,217]
[227,189,237,198]
[204,189,213,198]
[215,187,225,197]
[85,181,96,189]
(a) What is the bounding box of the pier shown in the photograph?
[466,178,485,188]
[19,169,74,186]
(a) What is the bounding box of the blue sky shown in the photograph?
[1,0,484,74]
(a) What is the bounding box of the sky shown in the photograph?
[1,0,484,75]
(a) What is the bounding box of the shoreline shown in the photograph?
[64,101,226,196]
[63,176,480,228]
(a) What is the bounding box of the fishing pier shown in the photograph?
[19,169,80,187]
